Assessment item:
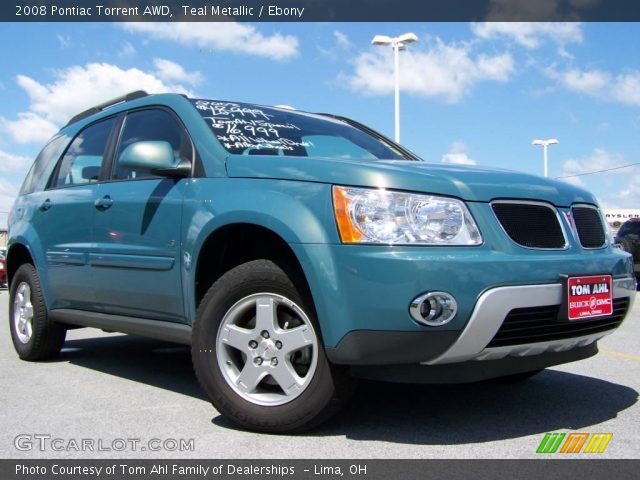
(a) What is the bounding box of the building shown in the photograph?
[603,209,640,235]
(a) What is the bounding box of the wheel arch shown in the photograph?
[6,242,35,288]
[193,222,316,319]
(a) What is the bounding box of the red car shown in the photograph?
[0,255,6,287]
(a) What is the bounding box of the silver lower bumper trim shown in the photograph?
[424,277,636,365]
[473,331,611,361]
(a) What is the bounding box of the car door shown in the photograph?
[90,108,192,322]
[31,116,118,310]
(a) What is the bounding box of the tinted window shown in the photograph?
[113,109,192,180]
[54,118,115,188]
[20,135,69,195]
[191,99,406,160]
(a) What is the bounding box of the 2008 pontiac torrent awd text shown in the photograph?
[6,91,636,432]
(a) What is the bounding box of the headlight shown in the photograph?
[332,186,482,245]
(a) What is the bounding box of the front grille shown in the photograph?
[492,202,566,249]
[572,206,606,248]
[486,297,630,348]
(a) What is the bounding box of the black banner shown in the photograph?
[3,459,640,480]
[5,0,640,22]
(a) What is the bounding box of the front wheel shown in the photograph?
[191,259,354,433]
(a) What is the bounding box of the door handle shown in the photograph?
[94,195,114,211]
[40,199,52,211]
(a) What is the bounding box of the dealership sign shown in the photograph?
[567,275,613,320]
[603,209,640,234]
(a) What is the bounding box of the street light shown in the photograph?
[532,138,559,177]
[371,32,418,143]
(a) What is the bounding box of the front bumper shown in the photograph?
[426,277,635,365]
[293,242,635,347]
[350,343,599,384]
[325,277,636,366]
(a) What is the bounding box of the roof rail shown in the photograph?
[65,90,149,127]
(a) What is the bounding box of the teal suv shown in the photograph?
[7,92,636,432]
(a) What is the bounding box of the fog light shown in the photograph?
[409,292,457,326]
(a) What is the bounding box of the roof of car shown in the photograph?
[65,91,304,129]
[57,91,421,161]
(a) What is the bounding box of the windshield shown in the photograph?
[191,99,409,160]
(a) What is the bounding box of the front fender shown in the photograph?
[181,178,338,322]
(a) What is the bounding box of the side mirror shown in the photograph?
[118,141,190,178]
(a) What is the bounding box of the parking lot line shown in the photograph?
[600,349,640,362]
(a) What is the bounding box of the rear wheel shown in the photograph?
[192,259,354,433]
[9,263,66,360]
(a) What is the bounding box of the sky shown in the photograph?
[0,22,639,225]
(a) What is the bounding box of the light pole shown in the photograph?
[532,138,559,177]
[371,32,418,143]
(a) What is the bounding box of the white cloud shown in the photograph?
[547,67,640,106]
[472,22,583,49]
[558,148,640,197]
[441,141,477,165]
[347,39,514,103]
[56,34,71,49]
[616,173,640,205]
[153,58,203,85]
[0,149,32,174]
[318,30,354,60]
[612,73,640,106]
[1,112,58,145]
[118,41,136,57]
[1,62,197,144]
[0,178,19,225]
[559,175,585,187]
[334,30,352,49]
[559,148,626,179]
[557,148,629,188]
[552,68,608,95]
[122,22,298,61]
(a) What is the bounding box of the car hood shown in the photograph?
[225,155,598,206]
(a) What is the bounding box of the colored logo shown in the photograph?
[536,433,613,454]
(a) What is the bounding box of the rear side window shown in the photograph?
[19,136,69,195]
[53,117,116,188]
[113,109,192,180]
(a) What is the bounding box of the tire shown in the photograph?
[9,263,66,361]
[191,259,355,433]
[489,369,544,383]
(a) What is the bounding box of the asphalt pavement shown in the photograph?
[1,289,639,459]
